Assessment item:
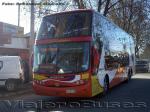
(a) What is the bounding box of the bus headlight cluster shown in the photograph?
[75,80,87,85]
[74,73,89,85]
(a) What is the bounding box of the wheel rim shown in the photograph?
[7,82,15,91]
[128,71,132,80]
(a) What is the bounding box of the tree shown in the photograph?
[108,0,150,57]
[73,0,123,16]
[22,0,72,31]
[22,0,150,58]
[140,43,150,59]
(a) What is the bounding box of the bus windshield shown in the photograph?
[33,42,90,74]
[36,11,92,39]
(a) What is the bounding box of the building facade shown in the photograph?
[0,22,30,62]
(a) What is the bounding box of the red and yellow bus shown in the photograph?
[33,10,135,97]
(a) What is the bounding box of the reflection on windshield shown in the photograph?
[34,42,90,74]
[36,12,91,39]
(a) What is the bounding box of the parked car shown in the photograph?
[0,56,25,91]
[136,59,150,73]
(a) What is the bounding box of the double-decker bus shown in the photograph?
[33,10,135,97]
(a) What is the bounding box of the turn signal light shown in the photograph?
[81,73,89,80]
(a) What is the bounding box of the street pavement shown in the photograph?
[0,73,150,112]
[0,82,33,100]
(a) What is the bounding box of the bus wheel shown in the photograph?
[127,69,132,82]
[103,76,109,95]
[5,80,16,91]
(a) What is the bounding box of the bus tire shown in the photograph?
[127,69,132,82]
[103,76,109,95]
[5,79,17,91]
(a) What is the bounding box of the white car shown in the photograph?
[0,56,25,91]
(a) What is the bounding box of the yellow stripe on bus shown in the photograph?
[81,73,89,79]
[33,74,48,80]
[91,75,103,96]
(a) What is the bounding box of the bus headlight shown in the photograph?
[75,80,88,85]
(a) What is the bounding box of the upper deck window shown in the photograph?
[36,11,92,39]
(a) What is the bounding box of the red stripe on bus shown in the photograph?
[35,36,92,45]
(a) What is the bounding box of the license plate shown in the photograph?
[66,89,76,93]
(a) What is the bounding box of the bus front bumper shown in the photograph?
[32,81,91,97]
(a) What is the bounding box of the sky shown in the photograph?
[0,0,30,33]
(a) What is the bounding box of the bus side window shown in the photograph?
[97,33,103,51]
[105,55,114,69]
[94,34,103,54]
[93,13,103,55]
[123,53,129,66]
